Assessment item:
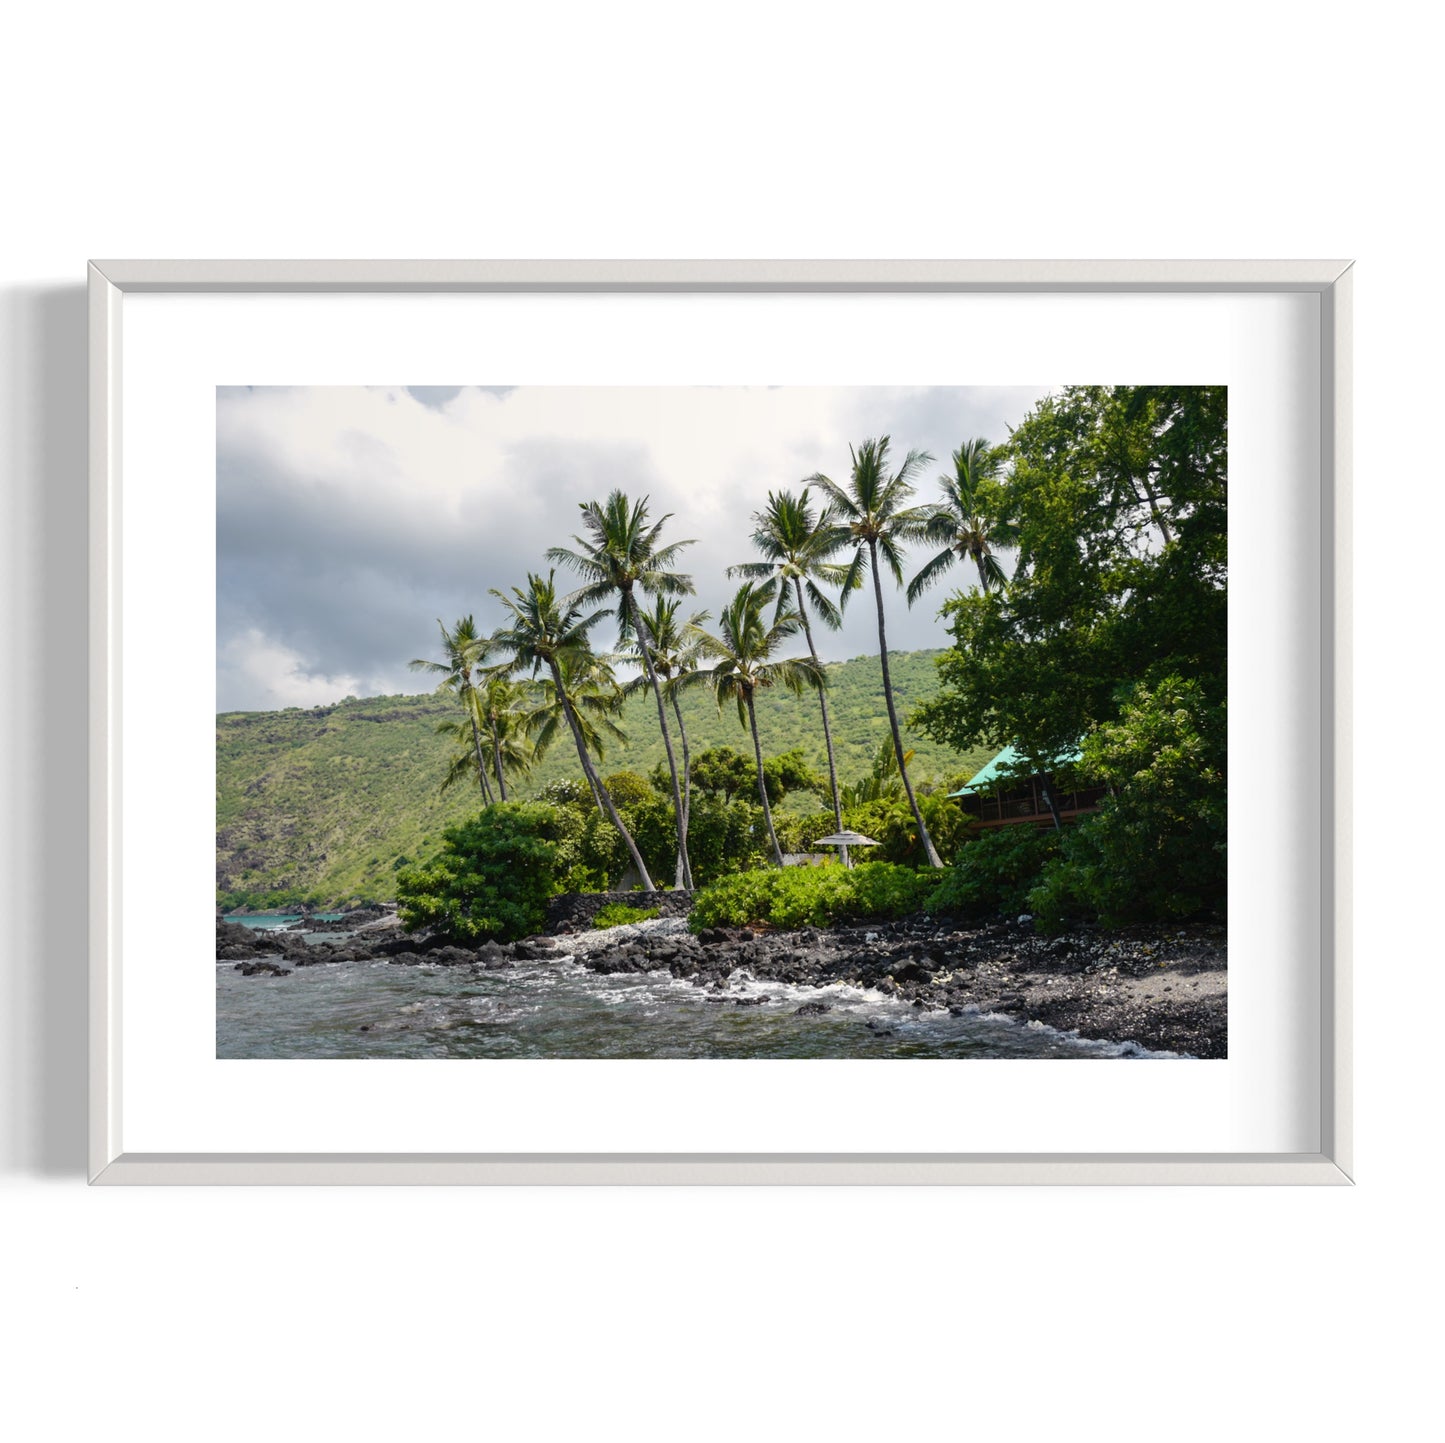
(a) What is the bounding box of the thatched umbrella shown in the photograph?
[812,829,880,870]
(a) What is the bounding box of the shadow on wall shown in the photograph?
[1,282,89,1177]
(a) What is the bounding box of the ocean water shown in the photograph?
[224,913,345,931]
[216,920,1164,1060]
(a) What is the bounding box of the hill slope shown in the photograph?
[216,649,991,907]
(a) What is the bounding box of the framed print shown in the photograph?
[89,260,1352,1184]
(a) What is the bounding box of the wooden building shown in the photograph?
[949,744,1106,829]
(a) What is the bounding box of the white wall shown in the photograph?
[1,4,1436,1439]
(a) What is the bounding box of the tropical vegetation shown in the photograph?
[222,385,1228,938]
[689,862,942,931]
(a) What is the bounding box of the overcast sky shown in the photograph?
[216,384,1053,712]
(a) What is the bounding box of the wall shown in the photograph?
[1,4,1436,1440]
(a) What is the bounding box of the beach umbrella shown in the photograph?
[812,829,880,870]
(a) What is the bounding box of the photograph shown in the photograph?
[215,382,1228,1060]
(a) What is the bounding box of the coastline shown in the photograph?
[219,909,1226,1058]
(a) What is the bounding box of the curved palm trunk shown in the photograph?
[868,541,943,868]
[488,717,509,801]
[745,690,785,868]
[794,577,843,834]
[467,706,494,806]
[548,659,654,890]
[581,766,604,812]
[628,591,692,889]
[669,690,694,890]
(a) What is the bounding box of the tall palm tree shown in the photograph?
[473,672,538,801]
[621,597,709,874]
[431,698,535,800]
[409,616,493,804]
[548,491,697,888]
[490,571,655,890]
[907,438,1010,604]
[688,581,824,868]
[728,488,855,836]
[808,437,945,868]
[476,672,542,800]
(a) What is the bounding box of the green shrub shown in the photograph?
[592,903,661,929]
[927,825,1060,919]
[396,802,563,942]
[689,862,941,931]
[1029,677,1225,930]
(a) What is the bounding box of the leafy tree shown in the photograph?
[548,491,698,888]
[690,746,754,803]
[1030,676,1226,927]
[915,386,1226,772]
[729,488,856,834]
[762,748,823,807]
[681,792,767,882]
[600,770,655,810]
[686,580,825,867]
[914,386,1228,923]
[809,438,945,867]
[489,571,657,889]
[396,803,563,942]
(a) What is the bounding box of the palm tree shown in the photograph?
[490,571,655,890]
[477,672,543,800]
[839,737,915,808]
[409,616,493,804]
[688,581,824,868]
[728,488,855,837]
[431,697,535,801]
[473,672,538,801]
[907,438,1010,604]
[548,491,697,889]
[620,597,709,873]
[808,437,945,868]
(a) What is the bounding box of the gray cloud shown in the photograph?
[217,385,1050,711]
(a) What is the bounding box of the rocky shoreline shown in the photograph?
[218,906,1226,1058]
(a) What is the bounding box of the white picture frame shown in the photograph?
[89,260,1352,1185]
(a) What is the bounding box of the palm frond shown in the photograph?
[906,547,958,605]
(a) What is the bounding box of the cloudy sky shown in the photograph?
[216,385,1052,712]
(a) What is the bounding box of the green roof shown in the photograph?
[950,743,1083,795]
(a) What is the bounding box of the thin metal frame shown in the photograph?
[89,260,1353,1185]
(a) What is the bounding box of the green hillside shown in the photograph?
[216,649,993,908]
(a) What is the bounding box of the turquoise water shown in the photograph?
[224,912,344,931]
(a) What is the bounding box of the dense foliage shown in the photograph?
[914,385,1227,925]
[395,803,564,942]
[1028,676,1226,928]
[689,862,942,931]
[927,825,1061,920]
